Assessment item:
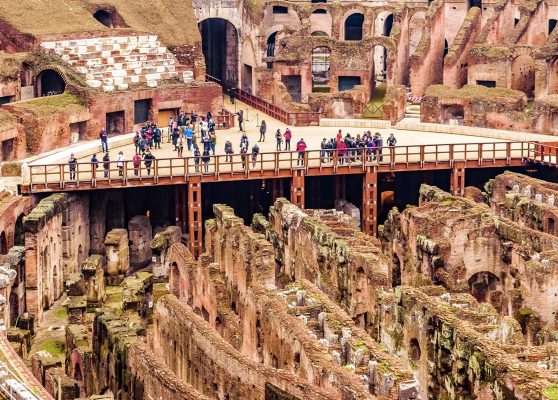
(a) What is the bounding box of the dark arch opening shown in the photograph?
[312,0,327,3]
[443,39,449,57]
[74,363,83,382]
[344,13,364,40]
[313,8,327,14]
[383,14,394,36]
[199,18,238,88]
[311,31,329,36]
[392,254,401,287]
[409,338,421,361]
[550,19,558,35]
[266,32,278,58]
[14,213,24,246]
[469,0,481,8]
[0,232,7,255]
[37,69,65,97]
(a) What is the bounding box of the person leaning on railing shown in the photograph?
[90,153,99,177]
[68,153,77,180]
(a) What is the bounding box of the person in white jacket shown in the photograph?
[117,151,126,177]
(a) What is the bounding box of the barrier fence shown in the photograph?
[26,141,538,192]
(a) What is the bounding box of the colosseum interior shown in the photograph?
[0,0,558,399]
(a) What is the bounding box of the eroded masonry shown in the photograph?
[0,171,555,399]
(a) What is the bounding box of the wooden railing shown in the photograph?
[25,141,535,192]
[234,89,321,126]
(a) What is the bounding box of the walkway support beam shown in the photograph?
[188,179,203,258]
[362,167,378,236]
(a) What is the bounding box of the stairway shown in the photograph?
[404,104,421,119]
[41,36,193,92]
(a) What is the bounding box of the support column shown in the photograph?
[450,162,466,196]
[188,179,203,258]
[271,178,282,202]
[362,167,378,236]
[291,170,305,208]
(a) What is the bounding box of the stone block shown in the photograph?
[86,80,102,88]
[104,229,129,276]
[65,272,86,296]
[128,215,152,268]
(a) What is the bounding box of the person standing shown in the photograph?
[202,148,210,172]
[133,131,141,153]
[236,110,244,132]
[144,151,155,175]
[337,139,347,164]
[68,153,77,180]
[90,153,99,177]
[240,132,249,151]
[320,138,328,162]
[193,145,201,172]
[132,153,142,176]
[200,117,208,138]
[259,120,266,142]
[177,111,186,135]
[177,135,184,157]
[229,87,236,104]
[296,138,307,166]
[251,143,260,168]
[284,128,292,151]
[387,133,397,147]
[374,133,383,162]
[172,128,180,151]
[224,138,234,162]
[103,152,110,178]
[116,151,126,176]
[201,133,211,153]
[275,129,282,151]
[185,125,193,151]
[99,127,108,153]
[168,116,174,143]
[240,145,247,169]
[209,131,216,155]
[153,127,161,149]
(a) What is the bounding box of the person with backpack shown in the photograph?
[153,127,162,149]
[284,128,292,151]
[103,152,110,178]
[240,132,249,151]
[171,128,180,151]
[251,144,260,168]
[116,151,126,176]
[296,138,307,166]
[259,120,266,142]
[144,151,155,175]
[99,127,108,152]
[275,129,282,151]
[68,153,77,180]
[132,153,142,176]
[90,153,99,177]
[224,138,234,162]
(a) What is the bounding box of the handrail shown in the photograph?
[26,141,535,191]
[234,88,321,126]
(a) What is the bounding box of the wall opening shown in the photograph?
[477,80,496,88]
[409,338,421,361]
[106,111,125,135]
[469,0,481,8]
[311,47,331,92]
[266,32,278,69]
[0,96,12,105]
[443,39,449,57]
[468,271,501,303]
[383,14,394,36]
[373,45,388,83]
[273,6,289,14]
[392,254,401,287]
[14,213,24,246]
[242,64,253,93]
[547,217,556,235]
[1,139,14,161]
[338,76,361,91]
[0,232,7,255]
[37,69,65,97]
[442,104,464,124]
[199,18,238,87]
[511,55,535,98]
[311,31,329,36]
[134,99,152,125]
[344,13,364,40]
[549,58,558,95]
[550,19,557,35]
[281,75,302,102]
[70,122,87,142]
[92,8,128,28]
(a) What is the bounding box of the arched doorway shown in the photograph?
[93,8,128,28]
[392,254,401,287]
[344,13,364,40]
[266,32,278,69]
[14,213,24,246]
[37,69,65,97]
[383,13,394,36]
[199,18,239,88]
[443,39,449,58]
[549,58,558,95]
[0,232,7,255]
[511,55,536,98]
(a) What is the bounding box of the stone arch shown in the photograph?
[198,17,239,87]
[343,12,365,40]
[409,338,421,361]
[372,44,388,83]
[409,11,426,56]
[468,271,501,303]
[310,9,332,37]
[375,11,393,37]
[511,54,536,98]
[311,31,329,36]
[36,68,66,97]
[311,47,331,91]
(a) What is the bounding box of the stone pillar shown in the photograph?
[104,229,129,283]
[290,170,305,208]
[128,215,153,268]
[451,162,466,196]
[188,179,203,258]
[81,255,106,306]
[150,226,182,279]
[362,167,378,236]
